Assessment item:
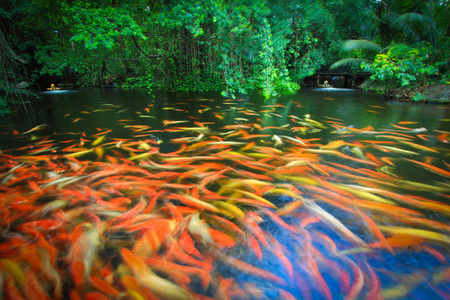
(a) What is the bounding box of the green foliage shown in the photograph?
[342,40,383,53]
[65,4,146,51]
[122,75,153,89]
[1,0,341,97]
[35,45,72,77]
[330,39,384,71]
[0,97,11,116]
[325,0,380,40]
[362,43,439,92]
[440,72,450,85]
[284,1,340,82]
[171,71,223,93]
[3,0,448,101]
[412,92,426,102]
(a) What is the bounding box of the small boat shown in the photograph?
[47,84,60,90]
[318,80,333,88]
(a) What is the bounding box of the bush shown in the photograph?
[362,43,439,93]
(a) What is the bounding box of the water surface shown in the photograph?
[0,88,449,299]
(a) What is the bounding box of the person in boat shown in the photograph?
[324,80,329,87]
[47,84,60,90]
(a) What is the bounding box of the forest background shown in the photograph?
[0,0,449,111]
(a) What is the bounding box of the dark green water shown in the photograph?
[2,87,449,147]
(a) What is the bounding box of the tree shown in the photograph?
[0,29,31,114]
[331,0,449,96]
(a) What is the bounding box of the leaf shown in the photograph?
[330,58,372,70]
[342,40,383,53]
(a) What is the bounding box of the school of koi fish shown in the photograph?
[0,96,449,300]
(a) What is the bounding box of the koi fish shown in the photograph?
[68,227,101,287]
[188,213,213,244]
[163,120,190,126]
[375,145,419,155]
[436,133,449,143]
[304,199,365,245]
[405,158,450,177]
[120,248,193,300]
[218,253,287,286]
[320,140,346,149]
[21,124,47,135]
[378,226,450,244]
[279,135,306,145]
[272,135,283,147]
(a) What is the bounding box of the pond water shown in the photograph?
[0,88,449,299]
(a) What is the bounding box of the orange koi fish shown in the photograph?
[416,134,430,141]
[179,231,202,259]
[276,199,303,216]
[145,257,210,289]
[120,248,192,300]
[300,216,321,227]
[247,235,263,260]
[108,198,147,225]
[365,152,384,165]
[219,253,287,286]
[405,158,450,177]
[163,120,189,126]
[319,140,346,149]
[167,194,217,212]
[209,228,236,248]
[89,276,120,297]
[262,208,296,233]
[268,236,294,281]
[421,245,447,264]
[380,156,395,165]
[67,227,101,287]
[368,235,425,248]
[23,269,52,300]
[21,124,47,135]
[344,260,364,300]
[397,121,418,124]
[436,133,449,143]
[358,210,393,254]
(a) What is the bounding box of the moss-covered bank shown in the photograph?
[361,82,450,104]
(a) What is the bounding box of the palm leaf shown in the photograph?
[384,11,438,46]
[342,40,382,53]
[329,58,372,70]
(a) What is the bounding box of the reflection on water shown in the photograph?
[39,90,78,94]
[311,87,358,92]
[0,88,449,299]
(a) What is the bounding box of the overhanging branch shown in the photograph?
[131,36,162,59]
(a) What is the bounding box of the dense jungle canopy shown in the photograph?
[0,0,449,105]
